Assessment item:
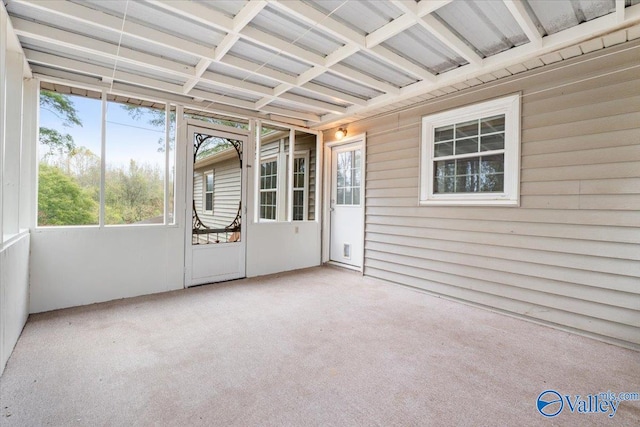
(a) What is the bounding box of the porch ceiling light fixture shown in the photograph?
[335,128,347,140]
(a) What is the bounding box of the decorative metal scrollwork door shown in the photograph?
[192,133,243,245]
[186,123,247,286]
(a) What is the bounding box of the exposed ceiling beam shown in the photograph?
[418,15,484,66]
[12,0,359,109]
[25,50,322,123]
[12,18,195,78]
[367,0,453,47]
[149,0,397,96]
[503,0,543,48]
[314,7,640,129]
[30,64,320,125]
[182,0,267,94]
[269,0,434,81]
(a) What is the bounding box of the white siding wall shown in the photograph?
[194,157,241,232]
[325,42,640,349]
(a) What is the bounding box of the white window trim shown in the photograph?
[203,170,214,214]
[419,94,521,206]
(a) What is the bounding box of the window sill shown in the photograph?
[419,198,519,207]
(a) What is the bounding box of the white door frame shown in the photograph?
[322,133,366,271]
[183,119,249,287]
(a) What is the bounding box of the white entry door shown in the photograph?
[330,141,364,269]
[185,122,247,286]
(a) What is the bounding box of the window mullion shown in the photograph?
[164,103,170,225]
[99,90,107,227]
[287,129,294,222]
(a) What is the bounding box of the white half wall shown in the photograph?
[246,221,321,277]
[29,226,184,313]
[1,232,30,374]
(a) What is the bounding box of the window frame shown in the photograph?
[419,94,521,206]
[203,170,214,214]
[36,82,178,228]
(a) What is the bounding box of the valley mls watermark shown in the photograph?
[537,390,640,418]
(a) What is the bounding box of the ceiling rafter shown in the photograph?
[31,64,318,125]
[503,0,543,48]
[315,3,640,128]
[367,0,452,47]
[147,0,403,115]
[268,0,435,82]
[26,49,323,123]
[6,0,640,130]
[12,18,298,113]
[12,18,195,78]
[182,0,267,94]
[148,0,399,94]
[11,0,359,116]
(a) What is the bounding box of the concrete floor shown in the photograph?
[1,266,638,426]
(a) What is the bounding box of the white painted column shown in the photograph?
[0,7,7,244]
[3,51,24,238]
[287,129,295,222]
[20,78,38,230]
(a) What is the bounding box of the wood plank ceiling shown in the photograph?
[4,0,640,129]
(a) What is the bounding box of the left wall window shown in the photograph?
[37,86,176,226]
[38,90,101,226]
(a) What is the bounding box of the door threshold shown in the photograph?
[327,261,363,273]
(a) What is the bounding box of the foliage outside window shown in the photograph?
[420,94,520,206]
[37,87,176,226]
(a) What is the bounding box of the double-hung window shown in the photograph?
[204,171,214,213]
[259,159,278,220]
[292,154,309,221]
[420,94,520,205]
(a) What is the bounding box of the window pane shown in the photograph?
[434,125,454,142]
[480,134,505,151]
[481,154,505,174]
[205,193,213,211]
[480,173,504,192]
[353,187,360,205]
[38,91,101,226]
[455,138,478,155]
[456,174,479,193]
[206,174,213,191]
[434,142,453,157]
[481,115,505,133]
[434,159,456,177]
[105,101,165,225]
[456,120,478,138]
[456,157,480,176]
[337,188,345,205]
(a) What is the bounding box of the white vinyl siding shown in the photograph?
[194,157,241,235]
[339,44,640,349]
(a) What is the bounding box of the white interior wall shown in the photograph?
[29,227,185,313]
[246,222,321,277]
[0,234,30,374]
[0,3,32,375]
